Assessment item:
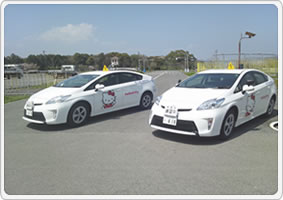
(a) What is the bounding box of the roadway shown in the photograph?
[4,70,278,195]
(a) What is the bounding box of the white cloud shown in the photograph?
[40,23,95,43]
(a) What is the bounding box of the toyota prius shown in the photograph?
[149,69,276,139]
[23,70,156,126]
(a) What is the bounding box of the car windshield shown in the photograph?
[54,74,99,88]
[177,73,240,89]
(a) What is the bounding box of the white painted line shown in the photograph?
[153,72,166,80]
[270,121,278,131]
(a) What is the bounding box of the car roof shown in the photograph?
[198,69,254,74]
[80,70,142,76]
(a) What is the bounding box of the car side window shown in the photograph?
[253,72,268,85]
[84,74,120,91]
[119,73,142,84]
[235,72,256,93]
[96,74,119,87]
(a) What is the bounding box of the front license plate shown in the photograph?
[163,115,177,126]
[26,110,33,117]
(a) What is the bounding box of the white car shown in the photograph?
[23,70,156,126]
[149,69,277,139]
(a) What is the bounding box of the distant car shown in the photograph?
[4,64,24,79]
[149,69,277,139]
[23,70,156,126]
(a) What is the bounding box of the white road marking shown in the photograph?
[269,121,278,131]
[153,71,167,80]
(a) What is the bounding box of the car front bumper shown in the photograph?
[23,101,72,125]
[149,103,227,137]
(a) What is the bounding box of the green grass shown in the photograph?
[4,82,54,104]
[4,95,30,104]
[185,72,196,76]
[29,82,54,89]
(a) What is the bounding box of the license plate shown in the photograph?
[26,110,33,117]
[163,115,177,126]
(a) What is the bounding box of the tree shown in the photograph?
[86,56,96,66]
[118,53,131,67]
[95,53,105,70]
[130,54,139,69]
[4,53,23,64]
[73,53,89,66]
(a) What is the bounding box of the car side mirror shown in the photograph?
[242,84,254,94]
[95,84,105,91]
[176,79,182,86]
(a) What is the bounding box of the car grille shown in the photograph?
[160,105,192,112]
[24,110,46,122]
[151,115,198,134]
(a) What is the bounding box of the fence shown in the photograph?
[196,54,278,82]
[4,72,68,95]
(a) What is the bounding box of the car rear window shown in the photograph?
[119,73,142,83]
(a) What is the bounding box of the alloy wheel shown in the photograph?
[72,106,87,124]
[142,94,151,108]
[224,113,235,136]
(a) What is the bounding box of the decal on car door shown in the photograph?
[245,93,256,116]
[102,90,116,109]
[125,91,139,96]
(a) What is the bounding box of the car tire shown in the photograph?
[219,109,236,140]
[68,102,90,127]
[139,92,153,109]
[265,97,275,117]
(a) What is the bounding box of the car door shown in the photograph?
[252,71,270,116]
[234,72,257,125]
[118,73,142,108]
[92,73,124,115]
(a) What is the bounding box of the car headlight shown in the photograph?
[197,98,225,111]
[155,95,162,106]
[46,95,72,105]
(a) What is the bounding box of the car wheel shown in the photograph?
[68,102,89,127]
[140,92,152,109]
[219,110,236,140]
[265,97,275,117]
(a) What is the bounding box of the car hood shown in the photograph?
[28,86,80,104]
[160,87,229,109]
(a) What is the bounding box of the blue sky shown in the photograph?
[4,4,278,60]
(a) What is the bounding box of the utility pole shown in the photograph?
[143,55,145,72]
[185,51,189,72]
[138,52,141,71]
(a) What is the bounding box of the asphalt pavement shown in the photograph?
[3,70,278,195]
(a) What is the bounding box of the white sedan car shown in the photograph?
[23,70,156,126]
[149,69,277,139]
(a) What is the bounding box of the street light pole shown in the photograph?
[238,32,256,69]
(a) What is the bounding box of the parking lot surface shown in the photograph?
[4,70,278,195]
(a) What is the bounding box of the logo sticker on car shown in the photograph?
[102,90,116,109]
[245,94,256,116]
[125,91,139,96]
